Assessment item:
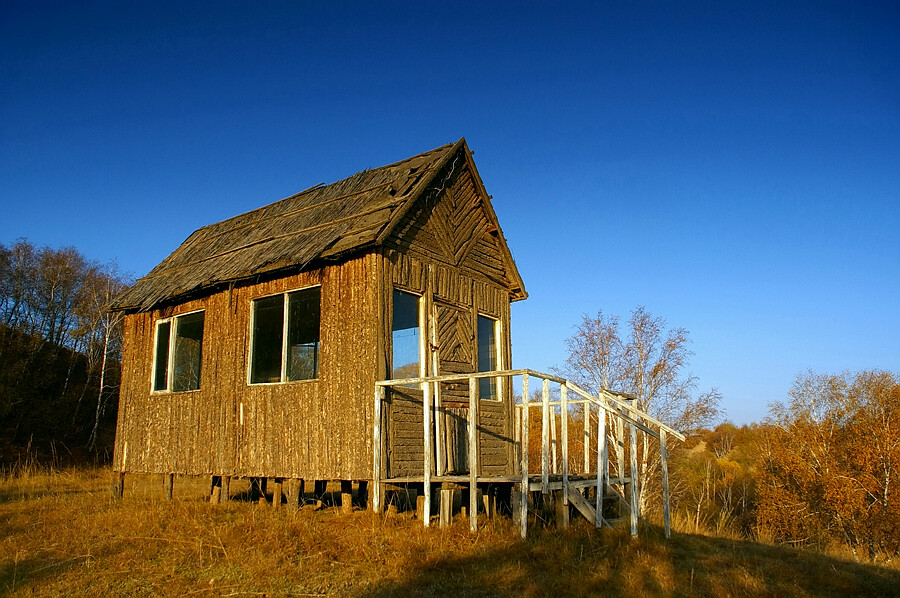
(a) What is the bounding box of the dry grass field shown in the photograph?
[2,467,899,597]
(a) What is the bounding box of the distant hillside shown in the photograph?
[0,323,117,467]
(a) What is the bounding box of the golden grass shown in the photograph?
[2,468,899,597]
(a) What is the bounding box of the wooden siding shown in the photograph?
[113,252,380,480]
[384,170,518,477]
[385,167,512,292]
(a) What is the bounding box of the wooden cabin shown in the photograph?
[110,138,528,503]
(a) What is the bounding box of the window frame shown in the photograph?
[476,313,503,401]
[390,287,425,382]
[247,285,322,385]
[150,309,205,393]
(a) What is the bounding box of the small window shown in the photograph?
[153,311,204,392]
[249,287,321,384]
[477,315,499,400]
[392,290,421,380]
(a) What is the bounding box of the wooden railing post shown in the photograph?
[373,385,384,513]
[423,379,433,527]
[541,378,550,494]
[583,402,590,474]
[519,373,530,539]
[629,422,639,537]
[561,382,569,506]
[596,406,606,528]
[468,376,478,532]
[660,428,671,538]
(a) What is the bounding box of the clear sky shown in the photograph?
[2,1,898,424]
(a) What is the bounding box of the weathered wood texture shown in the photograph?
[385,248,516,479]
[113,144,521,484]
[113,253,379,480]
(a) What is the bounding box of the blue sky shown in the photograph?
[2,1,898,423]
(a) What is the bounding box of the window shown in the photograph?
[477,315,500,400]
[249,287,321,384]
[152,311,205,392]
[392,289,422,380]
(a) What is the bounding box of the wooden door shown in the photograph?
[434,302,475,473]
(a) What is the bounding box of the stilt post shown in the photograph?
[423,378,433,527]
[373,385,384,513]
[629,423,639,537]
[468,375,478,532]
[596,406,607,528]
[561,382,569,506]
[519,373,530,539]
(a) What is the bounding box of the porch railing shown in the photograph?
[373,369,684,538]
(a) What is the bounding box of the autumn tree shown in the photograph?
[0,239,130,463]
[757,370,900,563]
[561,306,721,513]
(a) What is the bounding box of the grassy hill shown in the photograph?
[3,468,899,597]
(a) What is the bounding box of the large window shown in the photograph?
[477,315,500,400]
[249,287,321,384]
[392,290,422,380]
[153,311,205,392]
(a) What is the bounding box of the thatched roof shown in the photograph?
[113,138,526,313]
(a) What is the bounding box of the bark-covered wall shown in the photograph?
[114,252,380,480]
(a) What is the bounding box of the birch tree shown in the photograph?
[562,306,720,512]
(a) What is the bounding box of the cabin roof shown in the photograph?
[112,138,526,312]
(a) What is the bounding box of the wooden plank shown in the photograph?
[423,377,432,527]
[629,423,639,537]
[541,378,550,494]
[272,479,283,510]
[440,486,453,528]
[550,399,558,474]
[583,403,590,474]
[468,376,478,532]
[569,485,598,524]
[561,383,569,506]
[519,374,529,539]
[660,428,671,539]
[616,416,625,488]
[373,386,383,513]
[596,408,607,528]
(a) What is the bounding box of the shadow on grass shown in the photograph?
[356,521,900,598]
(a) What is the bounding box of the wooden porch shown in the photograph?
[373,369,684,538]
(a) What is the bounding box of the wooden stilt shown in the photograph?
[561,383,569,506]
[222,476,231,502]
[439,484,453,528]
[423,379,433,527]
[519,374,530,539]
[416,492,427,521]
[314,480,327,506]
[596,407,607,528]
[113,472,125,498]
[341,480,353,514]
[554,490,569,529]
[210,476,222,504]
[629,423,639,537]
[272,478,283,509]
[164,473,174,501]
[468,376,478,532]
[373,386,384,513]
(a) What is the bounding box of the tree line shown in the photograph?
[0,239,130,465]
[557,306,898,564]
